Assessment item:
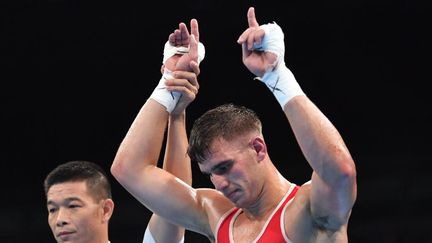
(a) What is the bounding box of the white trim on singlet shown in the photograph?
[214,207,237,243]
[220,183,296,243]
[280,180,310,242]
[280,184,298,243]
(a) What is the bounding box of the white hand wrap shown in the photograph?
[149,40,205,113]
[253,22,305,108]
[162,41,206,65]
[149,69,180,113]
[252,22,285,66]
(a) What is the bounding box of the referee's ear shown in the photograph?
[102,198,114,223]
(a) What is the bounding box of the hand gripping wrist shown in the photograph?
[253,22,305,108]
[149,40,205,113]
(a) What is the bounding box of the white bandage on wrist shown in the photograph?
[149,40,205,113]
[257,65,304,108]
[149,68,180,113]
[253,22,305,108]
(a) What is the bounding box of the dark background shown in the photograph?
[1,0,430,242]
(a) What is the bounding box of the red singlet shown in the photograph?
[215,184,300,243]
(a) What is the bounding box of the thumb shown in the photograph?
[241,42,251,63]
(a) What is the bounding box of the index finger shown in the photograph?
[190,19,199,42]
[247,7,259,27]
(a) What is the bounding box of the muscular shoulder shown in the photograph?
[196,189,235,236]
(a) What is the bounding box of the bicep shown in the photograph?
[121,165,211,236]
[309,171,357,229]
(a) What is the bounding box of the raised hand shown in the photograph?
[163,19,202,115]
[237,7,278,77]
[164,19,200,73]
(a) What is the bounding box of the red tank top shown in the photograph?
[216,184,299,243]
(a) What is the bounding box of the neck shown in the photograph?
[242,164,291,219]
[96,231,109,243]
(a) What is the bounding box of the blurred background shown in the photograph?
[1,0,430,242]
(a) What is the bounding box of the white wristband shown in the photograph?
[149,69,181,113]
[256,64,305,108]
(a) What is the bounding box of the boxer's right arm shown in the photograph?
[111,19,214,238]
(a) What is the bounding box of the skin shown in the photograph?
[112,7,357,243]
[47,181,114,243]
[146,112,192,243]
[146,112,191,243]
[145,19,198,243]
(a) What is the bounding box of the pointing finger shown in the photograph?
[190,18,199,42]
[247,7,259,27]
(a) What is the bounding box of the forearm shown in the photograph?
[111,99,169,182]
[163,111,192,185]
[283,95,355,183]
